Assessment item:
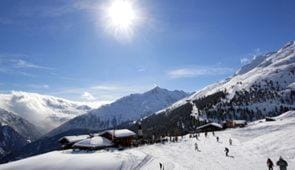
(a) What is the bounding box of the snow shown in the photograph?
[2,110,294,170]
[60,135,90,143]
[153,41,295,118]
[196,122,223,130]
[0,91,95,133]
[50,87,188,136]
[73,136,113,148]
[103,129,136,138]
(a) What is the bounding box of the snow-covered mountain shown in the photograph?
[48,87,188,136]
[130,41,295,136]
[0,108,41,141]
[2,110,294,170]
[0,108,42,158]
[0,91,94,133]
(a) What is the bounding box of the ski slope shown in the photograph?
[1,111,294,170]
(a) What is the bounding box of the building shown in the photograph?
[100,129,136,147]
[196,123,223,132]
[58,135,90,149]
[265,117,276,121]
[224,120,247,128]
[73,136,113,150]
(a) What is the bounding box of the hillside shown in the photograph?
[1,110,294,170]
[48,87,188,136]
[128,41,295,137]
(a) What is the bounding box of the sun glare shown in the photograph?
[104,0,140,40]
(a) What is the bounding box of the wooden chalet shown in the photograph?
[58,135,90,149]
[224,120,247,128]
[100,129,136,147]
[196,123,223,132]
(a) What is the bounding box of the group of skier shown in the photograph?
[160,131,289,170]
[267,157,288,170]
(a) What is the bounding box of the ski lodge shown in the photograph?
[196,122,223,132]
[224,120,247,128]
[58,129,136,150]
[100,129,136,147]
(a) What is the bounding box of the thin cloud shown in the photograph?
[168,66,234,79]
[81,92,96,101]
[0,55,54,77]
[240,48,263,65]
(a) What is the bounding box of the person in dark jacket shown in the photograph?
[266,158,274,170]
[216,136,219,142]
[224,147,229,157]
[276,156,288,170]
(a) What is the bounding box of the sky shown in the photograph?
[0,0,295,103]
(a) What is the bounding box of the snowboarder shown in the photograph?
[224,147,229,157]
[216,136,219,142]
[229,138,232,145]
[276,156,288,170]
[267,158,274,170]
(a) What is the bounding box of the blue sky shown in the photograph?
[0,0,294,103]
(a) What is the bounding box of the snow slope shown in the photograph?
[155,41,295,117]
[0,91,94,133]
[48,87,188,136]
[2,110,294,170]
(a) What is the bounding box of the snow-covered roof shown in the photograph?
[233,120,247,124]
[59,135,90,143]
[197,123,223,130]
[103,129,136,138]
[73,136,113,148]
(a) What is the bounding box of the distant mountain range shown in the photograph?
[124,41,295,137]
[0,91,94,133]
[0,108,42,158]
[0,87,188,163]
[1,41,294,164]
[48,86,188,136]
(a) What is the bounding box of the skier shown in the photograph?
[205,132,208,138]
[195,134,199,140]
[159,162,163,170]
[229,138,232,145]
[195,142,199,151]
[276,156,288,170]
[266,158,274,170]
[224,147,229,157]
[212,131,215,136]
[216,136,219,142]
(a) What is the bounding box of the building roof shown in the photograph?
[73,136,113,148]
[196,123,223,130]
[59,135,90,143]
[233,120,247,124]
[103,129,136,138]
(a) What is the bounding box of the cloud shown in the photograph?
[12,59,53,70]
[240,58,251,65]
[81,92,96,101]
[240,48,263,65]
[52,83,154,102]
[0,55,54,77]
[28,84,50,89]
[167,66,234,79]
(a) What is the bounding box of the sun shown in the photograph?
[103,0,140,40]
[107,0,136,29]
